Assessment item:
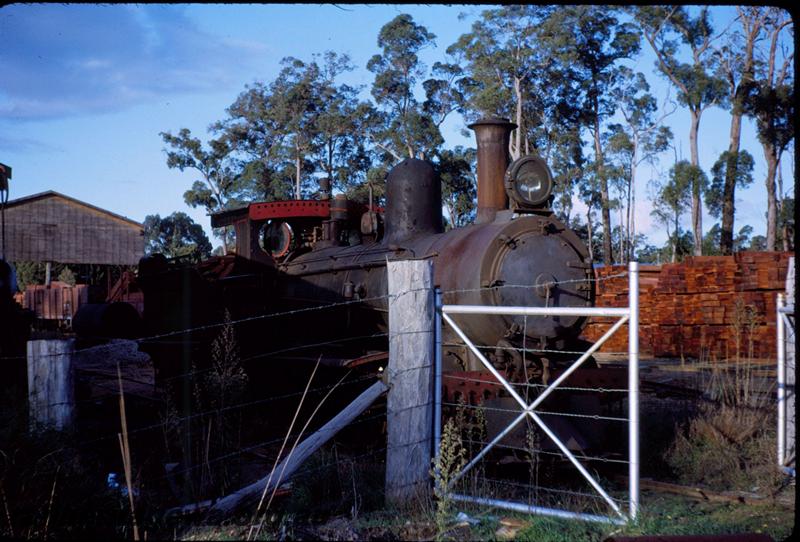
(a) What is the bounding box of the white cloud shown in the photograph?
[0,5,262,121]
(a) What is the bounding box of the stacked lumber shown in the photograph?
[19,282,90,321]
[580,252,792,360]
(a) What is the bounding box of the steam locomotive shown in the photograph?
[122,118,625,454]
[132,118,591,376]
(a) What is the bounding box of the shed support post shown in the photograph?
[27,339,75,431]
[386,259,435,504]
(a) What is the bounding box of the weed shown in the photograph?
[431,417,467,539]
[158,311,250,504]
[202,310,248,495]
[525,424,541,504]
[665,297,784,493]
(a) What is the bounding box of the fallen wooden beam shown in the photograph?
[204,379,388,520]
[615,476,766,505]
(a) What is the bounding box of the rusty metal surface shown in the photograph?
[248,199,330,221]
[384,158,443,243]
[443,370,503,404]
[468,117,516,224]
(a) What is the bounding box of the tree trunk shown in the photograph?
[764,145,779,251]
[779,168,789,251]
[586,208,595,264]
[617,203,624,265]
[594,116,613,265]
[512,77,523,161]
[720,113,743,255]
[295,143,302,200]
[689,110,703,255]
[672,215,679,263]
[721,13,758,255]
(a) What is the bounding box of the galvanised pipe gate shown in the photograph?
[433,261,640,525]
[777,292,795,476]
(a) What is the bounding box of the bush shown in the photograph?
[665,364,783,493]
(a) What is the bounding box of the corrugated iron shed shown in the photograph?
[3,191,143,265]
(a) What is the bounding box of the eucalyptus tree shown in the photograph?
[714,7,769,254]
[606,67,674,263]
[743,7,794,250]
[539,5,641,265]
[651,160,704,262]
[777,195,794,251]
[546,106,586,225]
[447,5,555,160]
[367,14,443,161]
[159,128,242,251]
[304,52,380,195]
[422,60,468,132]
[213,81,293,203]
[215,51,379,203]
[437,146,477,229]
[269,56,325,199]
[448,6,590,230]
[143,212,212,260]
[704,150,754,235]
[633,5,728,255]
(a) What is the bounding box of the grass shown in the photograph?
[663,296,786,495]
[180,492,792,541]
[4,293,795,540]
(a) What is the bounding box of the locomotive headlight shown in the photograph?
[505,155,554,210]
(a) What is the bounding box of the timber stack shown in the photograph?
[582,252,793,360]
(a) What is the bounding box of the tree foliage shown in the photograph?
[651,161,705,262]
[606,66,673,263]
[367,14,442,161]
[160,129,242,214]
[741,7,794,250]
[541,6,641,265]
[449,6,554,158]
[155,7,785,260]
[705,150,754,220]
[143,212,213,260]
[437,146,476,229]
[634,5,728,255]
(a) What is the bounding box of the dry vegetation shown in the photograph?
[1,297,795,540]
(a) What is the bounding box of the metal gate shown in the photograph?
[777,291,795,475]
[434,261,640,525]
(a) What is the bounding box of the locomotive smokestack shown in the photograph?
[384,158,443,244]
[468,117,517,224]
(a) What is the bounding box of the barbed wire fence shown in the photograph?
[5,259,643,535]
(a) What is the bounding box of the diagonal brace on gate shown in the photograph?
[441,310,628,518]
[435,261,640,523]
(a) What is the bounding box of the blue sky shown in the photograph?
[0,4,793,253]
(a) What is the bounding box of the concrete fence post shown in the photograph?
[27,339,75,431]
[386,259,435,504]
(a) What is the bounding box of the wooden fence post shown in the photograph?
[27,339,75,431]
[386,259,435,504]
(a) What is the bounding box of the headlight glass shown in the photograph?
[506,156,553,208]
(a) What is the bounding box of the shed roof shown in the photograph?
[2,190,144,265]
[4,191,142,228]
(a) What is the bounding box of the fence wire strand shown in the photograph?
[9,264,638,523]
